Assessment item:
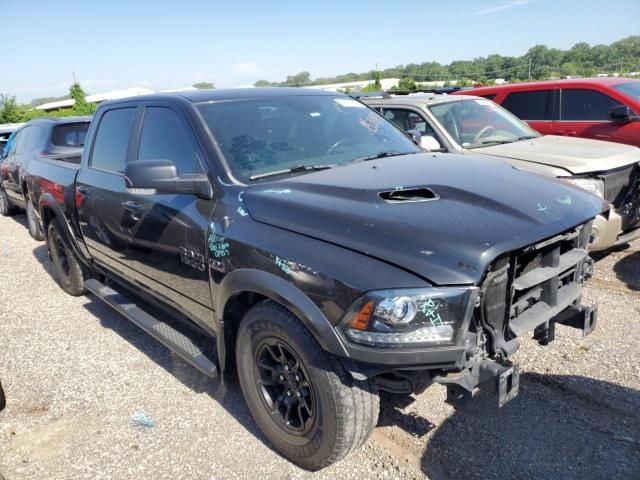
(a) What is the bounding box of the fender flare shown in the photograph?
[39,193,92,268]
[216,269,349,370]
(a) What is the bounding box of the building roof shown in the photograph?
[36,87,156,111]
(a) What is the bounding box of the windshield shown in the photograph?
[430,98,538,149]
[197,95,420,182]
[612,81,640,103]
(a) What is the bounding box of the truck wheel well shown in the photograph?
[221,291,268,371]
[41,206,55,232]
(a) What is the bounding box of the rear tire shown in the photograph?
[236,300,379,470]
[47,217,86,296]
[0,187,17,217]
[26,197,44,241]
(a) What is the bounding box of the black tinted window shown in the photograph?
[501,90,550,120]
[561,89,622,121]
[90,108,136,173]
[138,107,196,175]
[52,122,90,147]
[479,94,496,101]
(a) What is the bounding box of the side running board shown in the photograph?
[85,279,218,377]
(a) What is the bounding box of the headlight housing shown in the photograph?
[340,287,478,348]
[564,177,604,198]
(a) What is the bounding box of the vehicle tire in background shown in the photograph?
[0,379,6,411]
[236,300,379,471]
[47,217,86,296]
[0,187,18,217]
[26,198,44,241]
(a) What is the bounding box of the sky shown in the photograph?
[2,0,639,103]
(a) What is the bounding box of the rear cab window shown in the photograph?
[52,123,90,147]
[89,108,136,173]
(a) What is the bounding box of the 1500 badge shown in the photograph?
[178,247,206,271]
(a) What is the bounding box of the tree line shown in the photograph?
[1,36,638,124]
[253,35,640,87]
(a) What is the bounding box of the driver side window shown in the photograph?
[137,107,197,176]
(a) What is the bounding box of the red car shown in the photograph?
[459,78,640,147]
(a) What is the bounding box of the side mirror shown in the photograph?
[124,159,213,199]
[421,135,442,151]
[609,105,635,123]
[405,128,423,146]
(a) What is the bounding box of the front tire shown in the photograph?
[47,217,86,296]
[26,198,44,241]
[0,187,17,217]
[236,301,379,470]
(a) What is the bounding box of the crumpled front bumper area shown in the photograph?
[433,222,598,408]
[433,303,597,407]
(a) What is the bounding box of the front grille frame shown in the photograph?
[480,222,593,358]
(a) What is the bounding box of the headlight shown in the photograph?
[340,287,478,348]
[564,177,604,198]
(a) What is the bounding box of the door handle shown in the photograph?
[76,186,91,195]
[123,201,144,221]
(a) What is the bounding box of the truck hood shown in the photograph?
[475,135,640,175]
[243,153,605,285]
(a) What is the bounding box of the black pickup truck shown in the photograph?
[27,88,603,470]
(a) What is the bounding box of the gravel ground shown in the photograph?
[1,213,639,480]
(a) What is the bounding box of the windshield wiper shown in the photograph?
[352,151,413,163]
[249,164,336,181]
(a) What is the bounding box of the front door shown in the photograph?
[124,104,215,329]
[552,88,626,142]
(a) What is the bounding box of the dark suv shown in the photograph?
[30,89,602,469]
[0,116,91,239]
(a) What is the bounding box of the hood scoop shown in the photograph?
[379,187,438,203]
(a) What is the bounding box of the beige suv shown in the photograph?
[360,92,640,251]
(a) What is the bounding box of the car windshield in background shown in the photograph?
[612,81,640,102]
[196,95,420,182]
[52,122,90,147]
[430,98,539,149]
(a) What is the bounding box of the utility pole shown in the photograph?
[72,71,77,84]
[528,57,532,81]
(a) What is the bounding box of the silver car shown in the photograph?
[361,93,640,251]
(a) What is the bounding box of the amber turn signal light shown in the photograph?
[349,300,374,331]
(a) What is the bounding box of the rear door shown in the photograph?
[124,102,215,327]
[499,88,556,135]
[553,88,628,142]
[76,105,138,279]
